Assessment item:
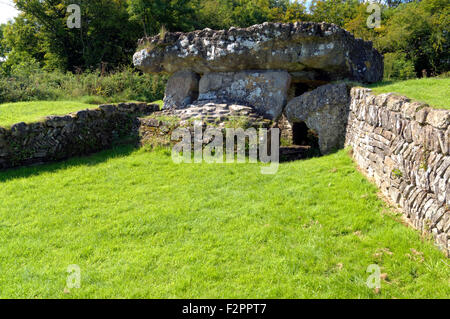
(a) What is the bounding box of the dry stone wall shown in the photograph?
[0,103,158,170]
[345,88,449,254]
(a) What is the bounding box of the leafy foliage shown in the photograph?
[377,0,450,76]
[383,52,416,80]
[7,0,142,71]
[0,66,166,104]
[0,0,448,88]
[0,24,7,61]
[127,0,199,35]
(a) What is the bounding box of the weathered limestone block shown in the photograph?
[386,95,409,112]
[285,83,350,154]
[427,109,450,129]
[415,107,430,125]
[198,70,291,119]
[134,22,383,83]
[446,126,450,155]
[163,70,200,109]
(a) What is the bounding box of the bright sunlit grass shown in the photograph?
[0,101,95,127]
[368,77,450,110]
[0,147,448,298]
[0,100,164,128]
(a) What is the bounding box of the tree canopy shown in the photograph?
[0,0,448,78]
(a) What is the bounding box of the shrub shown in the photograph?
[0,66,167,104]
[384,52,417,81]
[437,71,450,78]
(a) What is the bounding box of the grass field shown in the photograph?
[0,147,448,299]
[368,78,450,109]
[153,100,163,108]
[0,101,94,127]
[1,77,448,128]
[0,100,164,128]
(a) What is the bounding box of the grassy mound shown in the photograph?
[0,147,448,298]
[0,100,163,128]
[368,78,450,110]
[0,101,95,127]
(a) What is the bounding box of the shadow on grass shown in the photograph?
[366,81,396,89]
[0,144,138,183]
[0,142,342,182]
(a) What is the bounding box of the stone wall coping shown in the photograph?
[351,87,450,130]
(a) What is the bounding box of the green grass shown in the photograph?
[0,101,95,127]
[0,100,164,128]
[368,78,450,109]
[0,147,448,298]
[152,100,163,108]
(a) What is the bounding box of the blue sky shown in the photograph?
[0,0,18,24]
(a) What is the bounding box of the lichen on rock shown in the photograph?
[133,21,383,83]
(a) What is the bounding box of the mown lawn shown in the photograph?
[2,76,448,128]
[0,147,448,299]
[0,101,94,127]
[0,100,163,128]
[152,100,163,108]
[368,77,450,110]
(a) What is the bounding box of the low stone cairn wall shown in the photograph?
[138,101,272,149]
[345,88,449,254]
[0,103,158,169]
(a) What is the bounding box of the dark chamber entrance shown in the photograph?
[280,121,320,162]
[292,122,319,148]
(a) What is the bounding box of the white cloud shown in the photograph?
[0,0,19,24]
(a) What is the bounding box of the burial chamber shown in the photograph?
[133,21,383,154]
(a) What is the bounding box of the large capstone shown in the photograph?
[133,22,383,83]
[285,83,350,154]
[198,70,291,119]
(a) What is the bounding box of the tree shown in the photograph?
[1,16,43,74]
[309,0,360,27]
[344,1,389,42]
[0,24,7,61]
[378,0,449,75]
[127,0,198,36]
[2,0,448,77]
[10,0,141,71]
[281,0,308,23]
[370,0,418,8]
[195,0,234,30]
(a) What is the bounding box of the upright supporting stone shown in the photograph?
[285,83,350,154]
[198,70,291,120]
[163,70,200,109]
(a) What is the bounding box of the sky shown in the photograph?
[0,0,18,24]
